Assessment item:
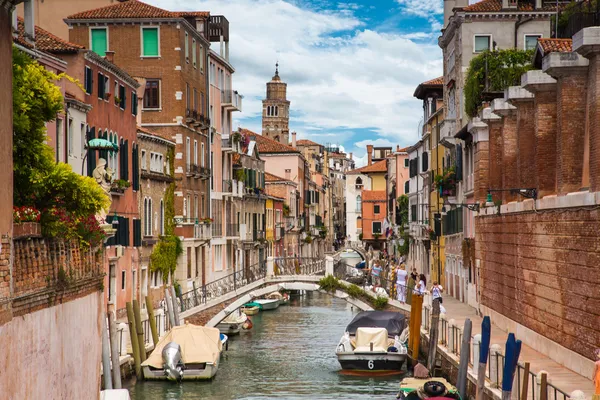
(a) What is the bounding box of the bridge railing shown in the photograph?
[273,257,325,276]
[179,261,267,311]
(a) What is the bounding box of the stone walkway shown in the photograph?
[441,296,595,399]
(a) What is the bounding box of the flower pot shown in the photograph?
[13,222,42,239]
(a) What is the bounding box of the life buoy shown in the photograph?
[423,381,446,397]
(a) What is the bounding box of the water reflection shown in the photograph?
[127,292,402,399]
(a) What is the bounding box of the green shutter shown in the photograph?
[143,28,159,57]
[91,28,107,57]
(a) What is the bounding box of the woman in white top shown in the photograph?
[396,264,408,303]
[431,281,444,303]
[417,274,427,295]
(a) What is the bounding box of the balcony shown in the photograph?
[221,90,242,112]
[253,230,265,241]
[173,217,211,240]
[186,163,197,178]
[222,179,233,193]
[554,2,600,39]
[212,221,223,238]
[208,15,230,42]
[221,136,241,153]
[240,223,251,241]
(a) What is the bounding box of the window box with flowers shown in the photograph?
[427,227,437,241]
[202,217,213,225]
[110,179,130,194]
[13,206,42,239]
[434,166,457,198]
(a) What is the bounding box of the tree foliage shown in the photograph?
[150,235,183,281]
[464,49,534,118]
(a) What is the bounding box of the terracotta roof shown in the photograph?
[14,17,84,53]
[347,159,387,175]
[296,139,321,147]
[241,129,300,154]
[265,172,292,183]
[397,146,410,153]
[67,0,208,20]
[462,0,556,12]
[537,38,572,54]
[137,126,153,135]
[414,76,443,99]
[421,76,443,86]
[232,153,241,165]
[329,152,348,159]
[362,190,387,202]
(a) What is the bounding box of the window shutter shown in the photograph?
[124,140,129,181]
[142,28,159,57]
[87,127,96,177]
[405,181,409,194]
[124,218,130,247]
[422,152,429,173]
[132,92,138,115]
[105,214,115,246]
[133,219,141,247]
[91,29,107,56]
[455,144,463,181]
[132,144,139,191]
[97,73,104,98]
[434,213,441,236]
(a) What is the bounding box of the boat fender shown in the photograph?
[423,381,447,397]
[243,317,253,330]
[387,346,398,353]
[337,331,352,353]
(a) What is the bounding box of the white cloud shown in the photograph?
[353,138,396,149]
[395,0,443,17]
[150,0,442,146]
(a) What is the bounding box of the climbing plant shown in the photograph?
[397,195,410,257]
[464,49,534,118]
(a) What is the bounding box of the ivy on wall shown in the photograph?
[464,49,534,118]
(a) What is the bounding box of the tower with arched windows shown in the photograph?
[262,63,290,144]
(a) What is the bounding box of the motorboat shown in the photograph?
[253,297,280,310]
[240,303,260,315]
[397,377,461,400]
[336,311,408,373]
[267,291,289,306]
[141,324,222,381]
[216,309,248,335]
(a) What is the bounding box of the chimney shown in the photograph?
[292,131,297,149]
[349,152,353,160]
[23,0,35,41]
[366,145,373,166]
[105,51,115,63]
[396,145,400,152]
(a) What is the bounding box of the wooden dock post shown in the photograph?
[133,299,147,362]
[164,288,176,329]
[170,286,181,326]
[108,311,122,389]
[501,333,522,400]
[477,316,491,400]
[457,318,472,400]
[126,302,142,378]
[145,295,159,347]
[410,294,423,363]
[101,313,113,390]
[427,298,441,371]
[520,362,530,400]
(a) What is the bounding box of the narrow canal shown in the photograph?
[127,292,404,399]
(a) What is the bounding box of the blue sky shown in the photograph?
[150,0,444,166]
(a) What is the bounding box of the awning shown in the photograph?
[87,138,119,152]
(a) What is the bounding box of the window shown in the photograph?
[91,27,108,56]
[121,270,126,290]
[160,200,164,236]
[201,143,205,167]
[150,152,163,173]
[80,124,86,158]
[355,177,363,190]
[356,195,362,212]
[185,31,189,62]
[119,84,126,109]
[194,140,198,165]
[474,35,491,53]
[374,205,380,214]
[104,76,110,100]
[411,204,417,222]
[448,87,456,119]
[193,88,198,111]
[373,222,382,234]
[131,91,138,116]
[84,66,93,94]
[97,72,105,99]
[143,79,160,109]
[68,119,73,156]
[186,137,191,169]
[141,150,147,170]
[186,83,190,110]
[404,158,409,167]
[192,39,197,67]
[525,34,542,51]
[194,196,198,219]
[405,180,409,194]
[199,45,204,71]
[186,195,191,218]
[56,119,64,163]
[141,27,159,57]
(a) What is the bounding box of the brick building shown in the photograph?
[465,32,600,377]
[65,0,216,294]
[265,172,299,257]
[262,64,290,144]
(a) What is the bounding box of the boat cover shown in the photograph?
[243,302,263,309]
[267,291,283,299]
[100,389,131,400]
[141,324,222,369]
[346,311,406,337]
[221,310,247,324]
[354,327,388,352]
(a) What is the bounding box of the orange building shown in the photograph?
[361,190,387,249]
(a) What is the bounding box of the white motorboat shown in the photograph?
[267,291,290,306]
[216,309,248,335]
[336,311,408,373]
[142,324,223,381]
[253,297,280,310]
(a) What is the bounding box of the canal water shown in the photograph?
[127,292,404,399]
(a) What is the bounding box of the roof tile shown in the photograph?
[347,159,387,175]
[462,0,556,12]
[421,76,443,86]
[296,139,321,146]
[15,17,84,53]
[265,172,293,183]
[537,38,572,54]
[67,0,208,20]
[241,129,300,154]
[362,190,387,202]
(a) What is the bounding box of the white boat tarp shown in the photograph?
[141,324,222,369]
[221,310,247,324]
[100,389,131,400]
[354,327,388,353]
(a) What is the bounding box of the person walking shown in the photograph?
[431,281,444,305]
[396,264,408,303]
[371,261,382,288]
[416,274,427,295]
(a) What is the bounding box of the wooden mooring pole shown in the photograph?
[125,302,142,378]
[145,295,159,347]
[476,316,492,400]
[457,318,473,400]
[133,299,147,362]
[427,298,441,371]
[108,311,122,389]
[101,313,113,390]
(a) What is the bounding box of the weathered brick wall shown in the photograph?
[475,210,600,360]
[516,100,536,189]
[587,55,600,192]
[11,238,103,316]
[533,89,557,197]
[501,112,518,203]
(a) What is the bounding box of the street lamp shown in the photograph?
[111,211,119,225]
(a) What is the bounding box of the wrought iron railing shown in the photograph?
[555,0,600,39]
[179,261,267,312]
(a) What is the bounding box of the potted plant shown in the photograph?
[232,131,242,144]
[319,226,327,239]
[114,96,121,105]
[104,92,111,101]
[304,235,313,244]
[434,165,457,198]
[373,233,381,241]
[358,233,363,241]
[13,206,42,238]
[427,227,437,241]
[202,217,213,225]
[110,179,130,194]
[235,168,246,182]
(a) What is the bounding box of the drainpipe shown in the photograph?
[515,17,533,49]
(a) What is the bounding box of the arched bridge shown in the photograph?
[176,256,379,327]
[333,245,369,263]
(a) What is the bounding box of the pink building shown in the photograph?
[208,29,244,283]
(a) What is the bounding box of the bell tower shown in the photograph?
[262,63,291,144]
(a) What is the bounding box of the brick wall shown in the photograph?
[501,112,518,203]
[533,89,557,197]
[0,9,13,236]
[475,210,600,360]
[488,121,503,201]
[587,55,600,192]
[556,74,587,194]
[474,140,489,203]
[516,101,536,189]
[12,238,103,317]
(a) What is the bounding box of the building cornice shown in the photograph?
[85,51,140,89]
[65,97,92,113]
[208,49,235,73]
[137,131,176,147]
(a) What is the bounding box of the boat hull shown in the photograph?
[336,352,406,372]
[254,299,280,310]
[217,322,242,335]
[240,306,260,315]
[142,362,219,381]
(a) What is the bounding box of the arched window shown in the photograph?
[355,177,363,190]
[357,216,362,229]
[147,198,153,236]
[275,106,279,116]
[356,195,362,212]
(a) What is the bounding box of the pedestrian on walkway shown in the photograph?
[371,261,382,288]
[416,274,427,295]
[410,268,418,282]
[396,264,408,303]
[431,281,444,304]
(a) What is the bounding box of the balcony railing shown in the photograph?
[554,1,600,39]
[208,15,230,42]
[221,90,242,112]
[222,179,233,193]
[212,222,223,237]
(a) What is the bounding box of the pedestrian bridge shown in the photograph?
[178,256,380,326]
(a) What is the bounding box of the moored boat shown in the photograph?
[336,311,408,373]
[217,309,248,335]
[267,291,289,306]
[397,377,461,400]
[254,297,280,310]
[241,301,262,315]
[141,324,222,381]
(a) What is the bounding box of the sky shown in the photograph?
[149,0,444,167]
